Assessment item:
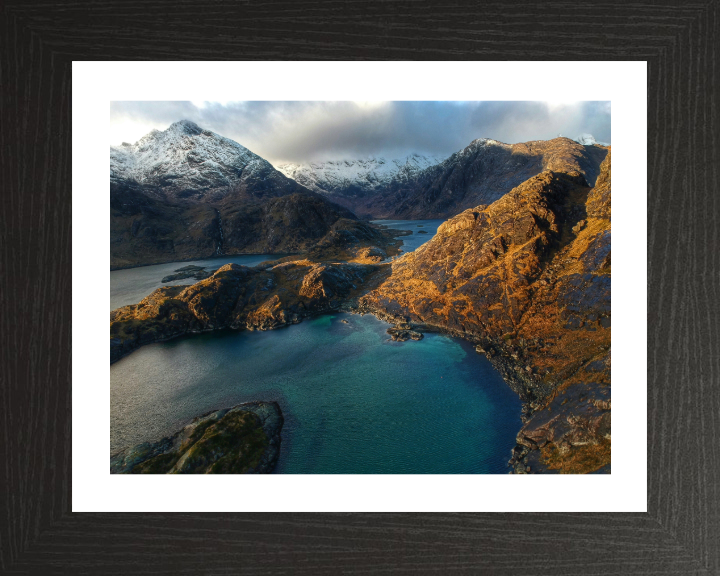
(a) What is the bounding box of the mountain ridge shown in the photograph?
[276,136,608,219]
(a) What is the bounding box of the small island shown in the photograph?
[110,402,283,474]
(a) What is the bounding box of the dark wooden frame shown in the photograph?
[2,1,718,574]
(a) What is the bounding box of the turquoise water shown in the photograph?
[110,312,522,474]
[110,254,282,311]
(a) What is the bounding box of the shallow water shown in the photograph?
[110,312,522,474]
[110,254,282,311]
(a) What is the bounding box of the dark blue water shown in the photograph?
[110,312,522,474]
[372,219,445,257]
[110,254,282,311]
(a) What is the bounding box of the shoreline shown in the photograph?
[110,251,299,272]
[110,298,538,473]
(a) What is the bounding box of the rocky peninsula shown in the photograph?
[110,259,391,364]
[110,401,283,474]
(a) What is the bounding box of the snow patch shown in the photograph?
[574,134,610,146]
[276,153,448,195]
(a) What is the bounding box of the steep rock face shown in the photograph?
[110,261,387,363]
[110,179,222,268]
[587,149,611,219]
[515,379,611,474]
[110,401,283,474]
[360,152,612,472]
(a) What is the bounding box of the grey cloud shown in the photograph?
[110,101,610,165]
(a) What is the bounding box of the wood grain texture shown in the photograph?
[1,0,718,573]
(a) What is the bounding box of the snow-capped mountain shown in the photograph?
[111,120,306,202]
[574,133,610,146]
[110,120,358,269]
[276,153,447,199]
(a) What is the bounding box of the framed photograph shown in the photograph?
[77,62,636,513]
[2,2,717,574]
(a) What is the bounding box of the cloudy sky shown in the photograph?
[110,101,611,165]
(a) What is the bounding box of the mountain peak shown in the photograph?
[167,119,203,135]
[469,137,505,147]
[110,121,308,202]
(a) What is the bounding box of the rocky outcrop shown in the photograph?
[305,219,402,263]
[359,150,612,473]
[110,401,283,474]
[512,380,610,474]
[110,260,388,363]
[387,326,424,341]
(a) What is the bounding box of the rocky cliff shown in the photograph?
[358,150,612,473]
[110,401,283,474]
